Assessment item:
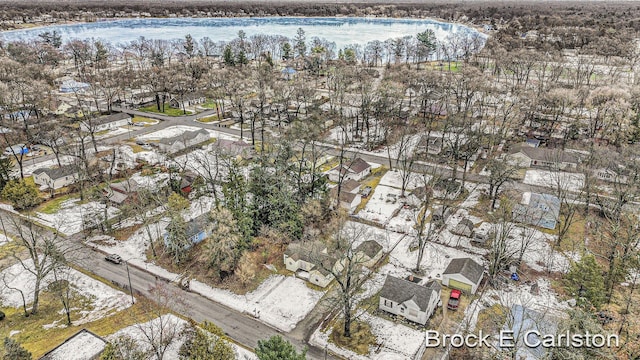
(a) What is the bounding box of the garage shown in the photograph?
[442,257,484,295]
[448,279,473,293]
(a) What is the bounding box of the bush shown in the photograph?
[1,179,40,210]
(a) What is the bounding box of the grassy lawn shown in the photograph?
[200,100,218,110]
[354,166,388,213]
[35,194,77,214]
[95,129,110,136]
[329,320,377,355]
[139,105,187,117]
[131,116,157,124]
[197,114,220,123]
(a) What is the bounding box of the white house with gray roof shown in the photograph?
[80,112,131,132]
[379,275,442,325]
[157,129,210,154]
[32,166,79,189]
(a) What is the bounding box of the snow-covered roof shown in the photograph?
[40,329,106,360]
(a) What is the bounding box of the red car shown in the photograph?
[447,289,461,310]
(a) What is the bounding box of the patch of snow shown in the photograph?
[378,170,426,191]
[190,275,324,332]
[523,170,584,191]
[0,233,11,246]
[0,260,132,324]
[45,330,106,360]
[34,200,120,236]
[137,126,209,141]
[357,185,404,225]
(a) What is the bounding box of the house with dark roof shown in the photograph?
[80,112,131,132]
[105,179,140,205]
[415,135,443,155]
[32,166,79,190]
[355,240,383,267]
[512,192,560,230]
[507,143,579,170]
[329,187,362,214]
[169,94,206,109]
[442,257,484,294]
[284,241,338,288]
[379,275,442,325]
[39,328,106,360]
[214,138,254,159]
[157,129,210,154]
[327,158,371,182]
[451,218,474,238]
[341,179,362,194]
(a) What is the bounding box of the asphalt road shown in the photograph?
[0,211,335,360]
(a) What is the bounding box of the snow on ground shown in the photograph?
[386,207,420,234]
[389,235,483,281]
[357,185,404,225]
[0,233,11,246]
[378,169,427,190]
[96,127,130,139]
[35,199,120,236]
[137,125,206,140]
[190,275,324,332]
[370,133,422,159]
[523,170,584,191]
[463,278,570,334]
[503,224,572,273]
[116,145,167,167]
[344,221,404,252]
[109,314,258,360]
[0,260,132,324]
[461,182,487,209]
[45,330,106,360]
[310,311,424,360]
[130,172,169,190]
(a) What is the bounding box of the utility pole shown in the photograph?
[125,261,134,305]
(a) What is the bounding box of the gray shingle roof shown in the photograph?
[159,129,209,145]
[356,240,382,258]
[348,158,371,174]
[93,112,131,126]
[443,258,484,285]
[32,165,77,180]
[379,275,441,312]
[510,143,579,164]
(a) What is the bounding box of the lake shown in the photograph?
[0,17,485,51]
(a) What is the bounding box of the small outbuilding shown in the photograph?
[442,257,484,294]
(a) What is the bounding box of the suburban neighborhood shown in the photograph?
[0,1,638,360]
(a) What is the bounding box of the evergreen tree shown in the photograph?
[179,321,236,360]
[255,336,306,360]
[1,179,40,210]
[0,157,13,192]
[165,192,191,264]
[223,45,235,66]
[565,254,606,308]
[281,42,292,60]
[3,338,31,360]
[294,28,306,58]
[236,50,248,66]
[184,34,195,58]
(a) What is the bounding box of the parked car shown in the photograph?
[361,186,372,198]
[134,122,145,127]
[135,139,149,146]
[447,289,461,311]
[105,254,123,264]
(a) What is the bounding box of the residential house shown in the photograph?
[512,192,560,230]
[179,172,199,195]
[355,240,383,267]
[379,275,442,325]
[415,135,443,155]
[163,213,214,249]
[594,167,631,184]
[500,305,557,359]
[105,179,139,205]
[40,329,106,360]
[341,179,362,194]
[80,112,132,132]
[284,241,338,288]
[442,257,484,294]
[329,187,362,214]
[327,158,372,182]
[169,94,206,109]
[215,139,254,159]
[506,143,579,170]
[451,218,474,238]
[157,129,210,154]
[33,166,79,190]
[432,178,462,200]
